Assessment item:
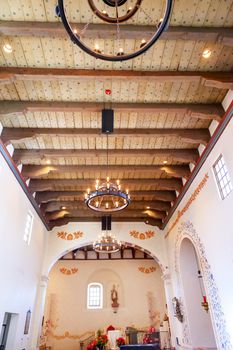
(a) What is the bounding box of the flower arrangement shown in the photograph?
[116,337,126,347]
[87,332,108,350]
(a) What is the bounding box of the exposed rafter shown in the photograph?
[0,101,224,122]
[0,21,232,46]
[22,164,190,179]
[45,208,167,221]
[36,190,177,203]
[29,178,183,192]
[13,148,199,165]
[1,127,210,145]
[40,200,171,212]
[48,217,163,229]
[0,67,232,89]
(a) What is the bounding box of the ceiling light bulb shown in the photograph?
[202,49,212,59]
[3,43,13,54]
[87,188,90,194]
[163,160,168,164]
[115,201,119,208]
[61,206,67,210]
[126,189,129,195]
[140,39,147,48]
[147,206,150,209]
[95,201,99,207]
[73,28,78,34]
[116,179,120,185]
[46,159,51,165]
[106,203,109,209]
[107,176,110,182]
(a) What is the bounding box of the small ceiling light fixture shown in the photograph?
[61,206,67,210]
[163,160,168,164]
[146,206,150,209]
[56,0,173,61]
[3,43,13,54]
[202,49,212,59]
[46,159,51,165]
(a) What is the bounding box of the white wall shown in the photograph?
[164,100,233,349]
[0,151,47,350]
[44,259,166,350]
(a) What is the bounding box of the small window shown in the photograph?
[23,211,34,245]
[87,283,103,309]
[213,155,233,200]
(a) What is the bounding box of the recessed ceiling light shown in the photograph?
[3,43,13,54]
[202,49,212,59]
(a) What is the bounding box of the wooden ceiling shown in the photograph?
[0,0,232,229]
[60,245,153,261]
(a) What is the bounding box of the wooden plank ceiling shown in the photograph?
[0,0,232,229]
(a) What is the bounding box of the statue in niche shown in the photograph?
[111,284,119,312]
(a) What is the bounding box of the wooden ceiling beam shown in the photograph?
[48,217,163,229]
[29,178,182,192]
[40,200,171,213]
[0,101,224,122]
[0,21,232,46]
[22,164,190,179]
[1,127,210,145]
[36,189,176,203]
[13,148,199,165]
[46,208,167,221]
[0,67,232,89]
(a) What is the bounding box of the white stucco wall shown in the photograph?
[164,99,233,349]
[44,259,166,350]
[0,152,47,350]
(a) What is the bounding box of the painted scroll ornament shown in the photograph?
[57,231,83,240]
[130,230,155,240]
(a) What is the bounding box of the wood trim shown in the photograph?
[29,178,183,192]
[48,217,163,229]
[163,101,233,230]
[1,127,210,145]
[0,139,50,230]
[22,164,190,179]
[0,101,224,122]
[41,200,171,212]
[0,21,232,46]
[0,67,232,89]
[13,148,199,165]
[46,208,167,221]
[35,189,176,204]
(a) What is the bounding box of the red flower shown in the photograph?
[116,337,125,347]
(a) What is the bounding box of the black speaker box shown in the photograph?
[101,216,112,230]
[102,109,114,133]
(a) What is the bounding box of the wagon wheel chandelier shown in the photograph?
[84,134,131,212]
[56,0,173,61]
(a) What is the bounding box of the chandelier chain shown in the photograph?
[115,0,121,46]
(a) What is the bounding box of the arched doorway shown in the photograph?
[40,242,169,350]
[179,238,216,348]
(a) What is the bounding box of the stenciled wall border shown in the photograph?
[129,230,156,240]
[165,173,209,238]
[174,221,232,350]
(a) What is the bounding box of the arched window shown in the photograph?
[87,283,103,309]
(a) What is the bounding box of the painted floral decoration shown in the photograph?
[60,267,78,275]
[130,230,155,240]
[138,266,156,274]
[57,231,83,240]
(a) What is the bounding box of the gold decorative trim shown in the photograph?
[165,173,209,238]
[60,267,78,275]
[57,231,83,240]
[129,230,155,240]
[138,266,156,274]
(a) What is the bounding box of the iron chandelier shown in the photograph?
[93,231,121,253]
[56,0,173,61]
[84,134,131,212]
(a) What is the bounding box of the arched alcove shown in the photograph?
[41,241,168,350]
[179,237,216,348]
